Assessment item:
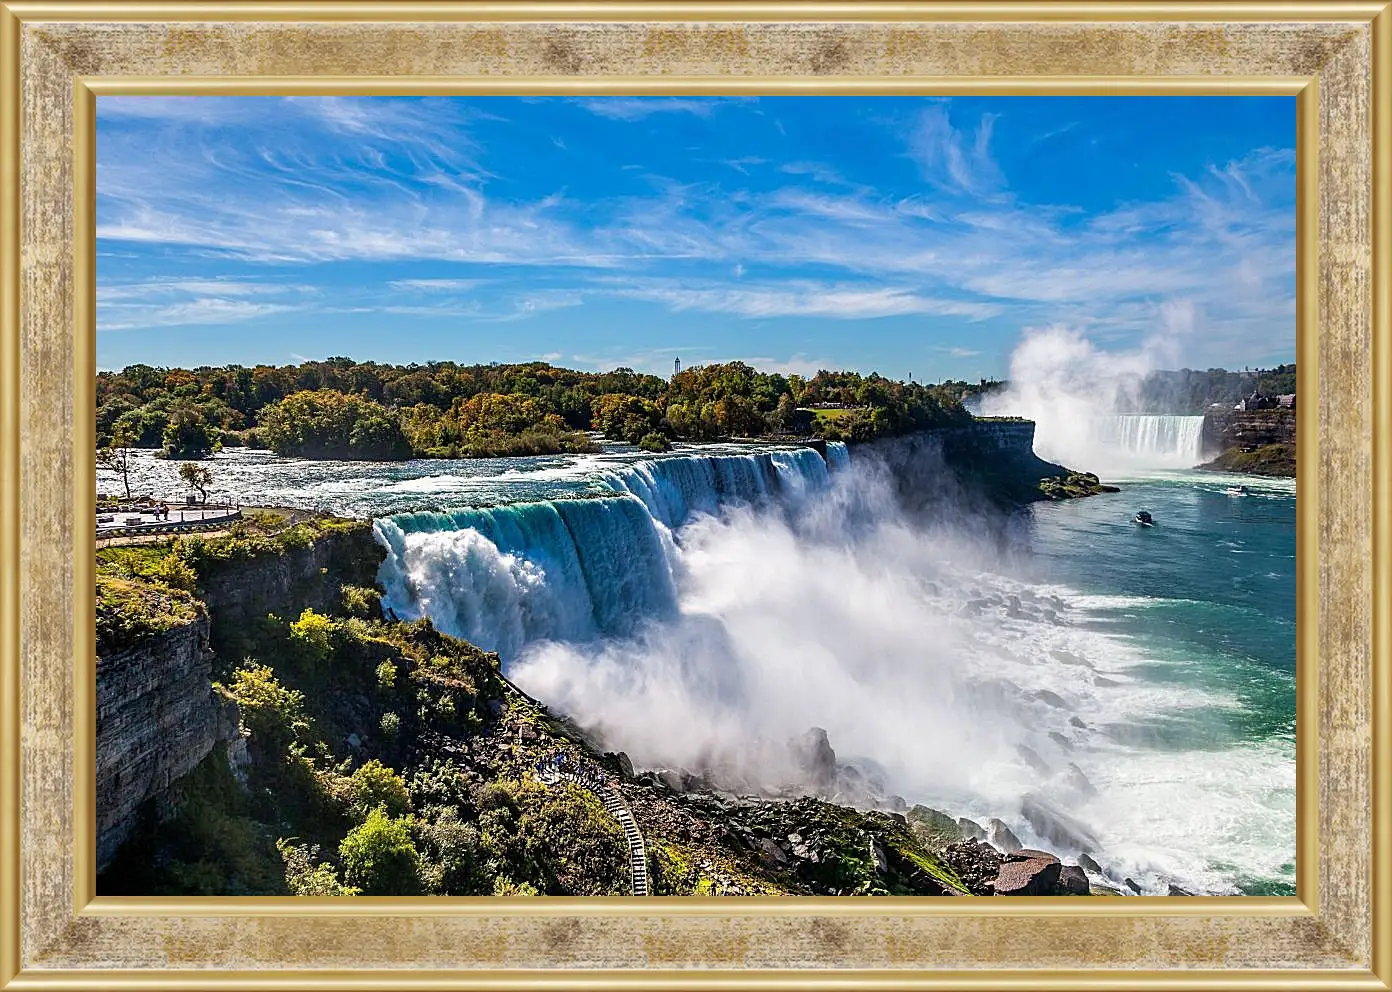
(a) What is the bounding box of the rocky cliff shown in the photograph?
[194,521,384,667]
[1198,408,1296,476]
[95,608,240,871]
[855,420,1103,514]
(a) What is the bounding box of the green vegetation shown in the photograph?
[339,808,424,895]
[1037,472,1121,501]
[95,574,201,656]
[96,357,978,462]
[177,462,214,502]
[1199,443,1296,477]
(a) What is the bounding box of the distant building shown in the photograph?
[1235,390,1279,411]
[1277,394,1296,409]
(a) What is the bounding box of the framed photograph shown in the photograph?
[1,1,1388,989]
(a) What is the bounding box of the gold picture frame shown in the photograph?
[1,1,1388,987]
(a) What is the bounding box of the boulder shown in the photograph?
[907,805,964,850]
[887,794,909,813]
[1078,853,1104,874]
[1057,864,1090,895]
[1005,848,1060,865]
[992,858,1062,896]
[1033,689,1068,708]
[987,818,1023,854]
[957,817,987,842]
[940,839,1005,896]
[1167,883,1195,896]
[1065,763,1098,798]
[757,837,788,866]
[1020,794,1101,852]
[1069,717,1088,729]
[1017,745,1052,776]
[792,727,837,791]
[1094,676,1122,688]
[1124,877,1143,895]
[1048,731,1073,750]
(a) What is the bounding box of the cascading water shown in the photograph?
[1095,415,1205,467]
[1029,413,1207,472]
[375,447,836,657]
[372,437,1293,897]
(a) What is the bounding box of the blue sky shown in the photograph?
[96,95,1295,379]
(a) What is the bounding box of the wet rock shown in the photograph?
[1094,676,1122,687]
[1020,794,1101,852]
[1078,853,1103,874]
[658,769,684,792]
[871,837,889,874]
[612,751,634,780]
[1166,883,1195,896]
[887,794,909,812]
[993,858,1062,896]
[1090,882,1128,896]
[940,839,1004,896]
[757,837,788,866]
[987,818,1022,854]
[957,817,987,842]
[1048,731,1073,750]
[1051,649,1093,668]
[791,727,837,791]
[1057,864,1090,895]
[1124,877,1143,894]
[1065,763,1098,798]
[907,806,964,850]
[1034,689,1068,708]
[346,733,362,748]
[1005,848,1060,865]
[1017,745,1052,776]
[1069,717,1088,729]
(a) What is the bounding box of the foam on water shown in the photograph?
[374,445,1294,896]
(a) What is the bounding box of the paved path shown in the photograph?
[536,755,649,896]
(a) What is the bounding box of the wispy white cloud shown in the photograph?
[575,98,722,121]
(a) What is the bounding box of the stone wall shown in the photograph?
[95,610,240,871]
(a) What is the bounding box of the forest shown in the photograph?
[95,358,974,461]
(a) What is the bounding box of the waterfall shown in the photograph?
[375,447,834,658]
[825,441,851,473]
[1031,413,1206,471]
[1095,415,1205,467]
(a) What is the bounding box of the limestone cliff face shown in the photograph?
[196,523,384,661]
[855,420,1068,513]
[95,610,239,871]
[1201,408,1297,455]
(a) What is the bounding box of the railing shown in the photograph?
[535,754,649,896]
[96,506,242,541]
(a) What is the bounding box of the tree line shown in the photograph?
[96,357,974,462]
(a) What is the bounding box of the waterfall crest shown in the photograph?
[375,446,837,657]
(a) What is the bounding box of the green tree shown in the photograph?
[338,807,423,895]
[178,462,213,503]
[347,759,411,819]
[96,422,137,502]
[161,402,220,459]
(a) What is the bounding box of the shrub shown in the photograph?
[492,876,539,897]
[338,808,423,895]
[416,807,487,895]
[149,552,199,592]
[289,608,336,659]
[276,839,359,896]
[222,664,309,751]
[379,711,401,739]
[348,759,411,819]
[638,432,672,453]
[375,660,398,689]
[342,584,382,619]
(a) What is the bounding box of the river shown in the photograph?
[101,440,1295,896]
